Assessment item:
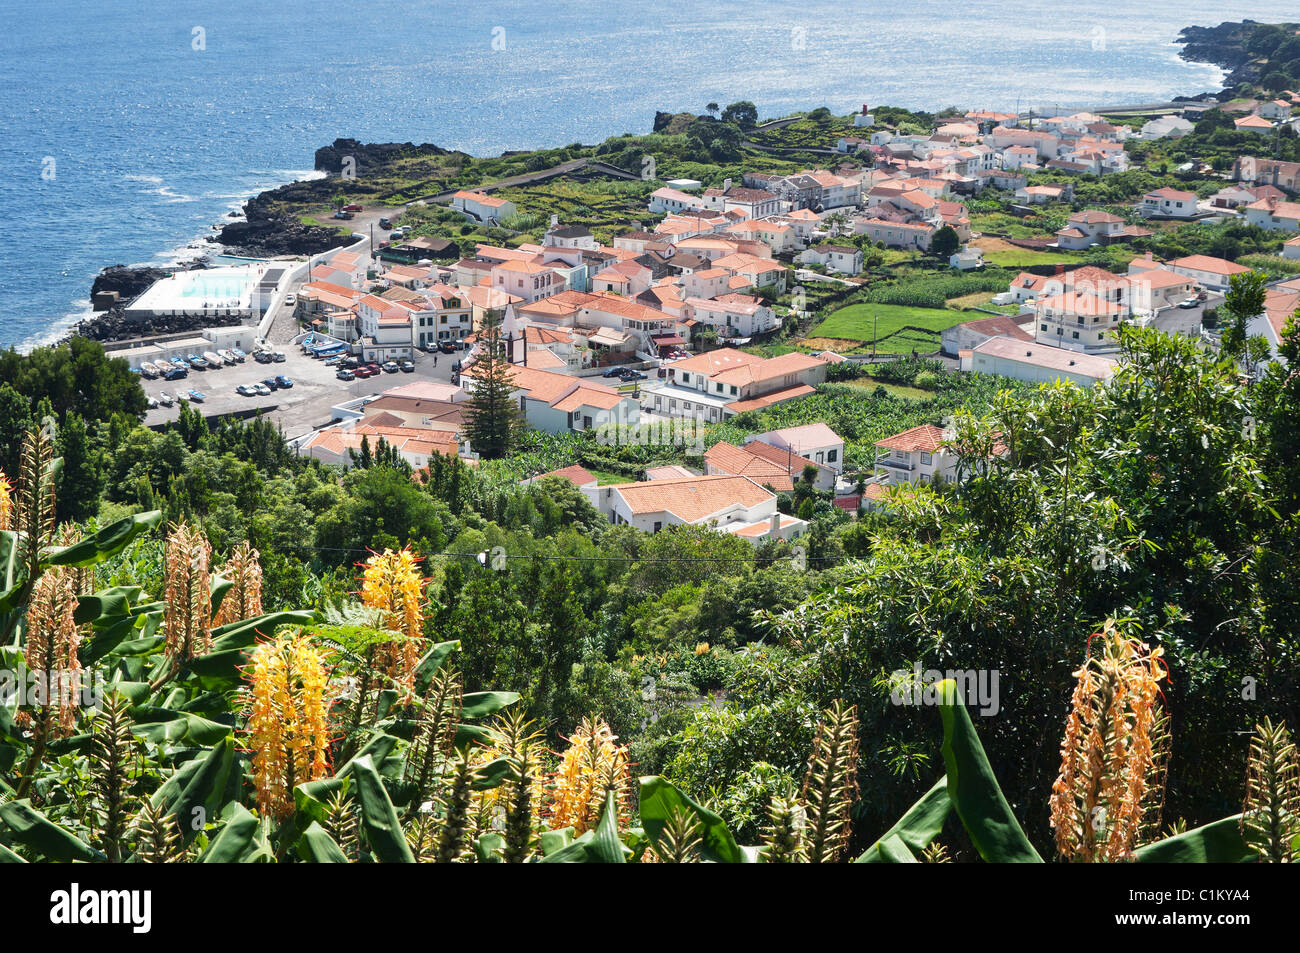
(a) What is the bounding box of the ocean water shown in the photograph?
[0,0,1292,349]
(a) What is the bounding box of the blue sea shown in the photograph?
[0,0,1292,349]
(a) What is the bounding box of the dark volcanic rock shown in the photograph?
[218,203,351,257]
[91,265,172,303]
[314,137,450,175]
[1177,20,1273,94]
[75,307,242,344]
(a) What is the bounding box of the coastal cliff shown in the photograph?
[216,138,456,256]
[1177,19,1300,94]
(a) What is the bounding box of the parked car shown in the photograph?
[331,210,354,220]
[262,378,280,391]
[342,204,362,213]
[378,217,392,230]
[275,375,293,388]
[619,369,647,381]
[602,366,625,378]
[438,340,457,354]
[236,384,254,396]
[250,383,269,396]
[399,360,415,373]
[1177,298,1200,309]
[354,367,375,379]
[382,361,399,373]
[186,389,205,403]
[336,369,356,381]
[284,294,297,307]
[272,352,286,363]
[164,367,188,381]
[254,350,273,364]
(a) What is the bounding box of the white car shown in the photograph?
[284,294,297,307]
[254,383,272,396]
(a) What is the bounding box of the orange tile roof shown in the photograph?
[726,384,816,413]
[705,442,795,491]
[607,474,773,521]
[876,424,946,453]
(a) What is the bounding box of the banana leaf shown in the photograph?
[296,821,349,863]
[0,799,105,862]
[42,510,164,569]
[348,754,414,863]
[149,736,237,842]
[639,776,744,863]
[856,776,951,862]
[1134,814,1254,863]
[938,679,1042,863]
[198,804,261,863]
[542,792,627,863]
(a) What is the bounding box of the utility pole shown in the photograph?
[872,312,878,361]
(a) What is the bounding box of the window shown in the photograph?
[828,449,837,462]
[920,452,932,465]
[1040,324,1047,331]
[1072,330,1079,339]
[653,521,662,533]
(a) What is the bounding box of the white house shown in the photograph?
[461,362,638,435]
[1136,254,1251,292]
[686,294,779,338]
[1245,288,1297,365]
[450,190,516,224]
[873,424,961,487]
[583,473,806,541]
[1241,198,1300,232]
[1139,187,1198,219]
[649,187,704,215]
[799,243,863,275]
[1055,210,1126,251]
[746,422,845,474]
[1258,99,1294,121]
[964,336,1117,387]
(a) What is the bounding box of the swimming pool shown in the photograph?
[128,265,262,314]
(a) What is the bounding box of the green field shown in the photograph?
[980,248,1088,268]
[807,303,967,353]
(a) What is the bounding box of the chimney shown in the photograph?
[770,512,780,535]
[723,177,733,192]
[862,104,869,115]
[1144,251,1153,262]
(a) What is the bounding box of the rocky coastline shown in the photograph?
[1176,19,1286,95]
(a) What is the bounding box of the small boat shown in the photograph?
[158,392,174,406]
[203,350,223,367]
[138,362,158,379]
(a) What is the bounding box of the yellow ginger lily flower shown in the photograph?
[245,631,332,821]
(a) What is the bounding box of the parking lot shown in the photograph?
[1151,291,1223,339]
[140,345,459,441]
